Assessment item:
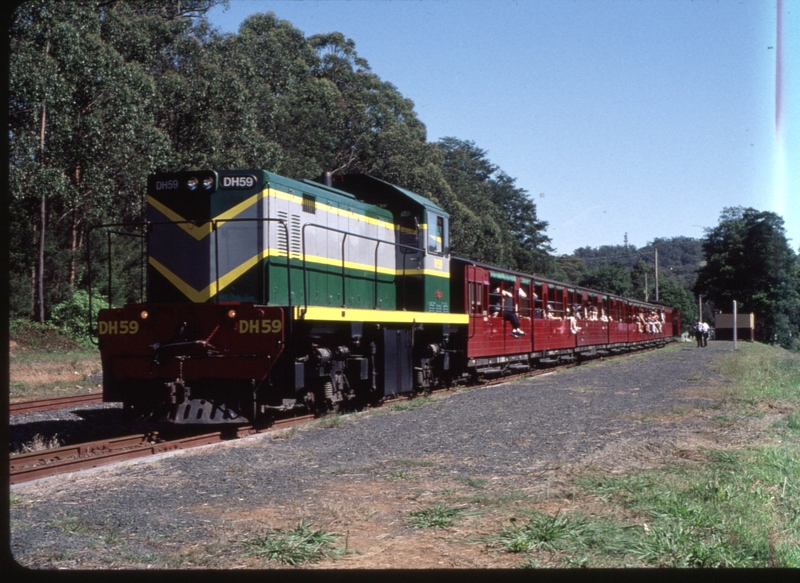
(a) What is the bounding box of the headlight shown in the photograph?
[202,176,214,190]
[186,177,199,191]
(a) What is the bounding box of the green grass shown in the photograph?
[483,342,800,568]
[542,444,800,568]
[241,519,342,565]
[717,342,800,402]
[53,513,94,537]
[457,476,488,489]
[312,412,346,429]
[388,470,412,480]
[407,503,468,529]
[491,511,592,553]
[385,395,441,412]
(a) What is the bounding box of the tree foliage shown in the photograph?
[435,138,555,275]
[8,1,555,324]
[14,0,765,349]
[694,207,800,349]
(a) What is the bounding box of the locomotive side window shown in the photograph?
[428,214,445,255]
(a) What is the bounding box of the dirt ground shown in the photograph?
[8,341,102,401]
[9,342,792,569]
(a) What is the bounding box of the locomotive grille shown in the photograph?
[290,215,302,257]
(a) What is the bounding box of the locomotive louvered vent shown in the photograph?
[290,214,302,257]
[302,194,316,214]
[276,210,289,255]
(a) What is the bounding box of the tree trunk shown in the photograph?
[37,103,47,323]
[69,213,78,289]
[36,40,50,323]
[38,193,46,323]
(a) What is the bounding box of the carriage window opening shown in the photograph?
[302,194,316,214]
[534,282,544,318]
[519,282,531,318]
[547,285,563,319]
[489,278,503,316]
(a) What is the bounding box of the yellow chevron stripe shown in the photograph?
[147,186,426,243]
[294,306,467,324]
[148,248,270,302]
[147,190,269,241]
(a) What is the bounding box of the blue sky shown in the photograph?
[207,0,799,256]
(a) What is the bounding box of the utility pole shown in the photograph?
[654,248,659,302]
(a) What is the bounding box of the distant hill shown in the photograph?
[572,236,703,291]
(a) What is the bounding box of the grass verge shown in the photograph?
[483,342,800,568]
[241,519,343,565]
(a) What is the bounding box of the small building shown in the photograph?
[714,313,755,341]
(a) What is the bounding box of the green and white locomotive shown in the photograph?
[96,170,467,423]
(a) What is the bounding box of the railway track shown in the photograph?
[9,414,314,486]
[10,393,103,416]
[10,343,670,486]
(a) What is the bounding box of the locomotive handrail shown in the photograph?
[207,217,292,309]
[299,223,424,315]
[87,221,149,346]
[86,218,293,345]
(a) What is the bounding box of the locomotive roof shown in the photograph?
[308,173,449,219]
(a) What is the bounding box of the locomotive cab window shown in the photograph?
[399,211,421,251]
[427,214,446,255]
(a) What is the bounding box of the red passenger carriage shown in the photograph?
[452,259,679,379]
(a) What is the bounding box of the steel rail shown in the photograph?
[10,414,316,486]
[10,393,103,416]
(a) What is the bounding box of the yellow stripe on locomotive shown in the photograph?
[145,170,452,314]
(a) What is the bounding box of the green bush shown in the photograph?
[49,290,108,347]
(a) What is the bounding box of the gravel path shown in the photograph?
[10,341,738,568]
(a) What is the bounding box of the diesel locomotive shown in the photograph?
[91,169,678,424]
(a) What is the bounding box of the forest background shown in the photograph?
[7,0,800,349]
